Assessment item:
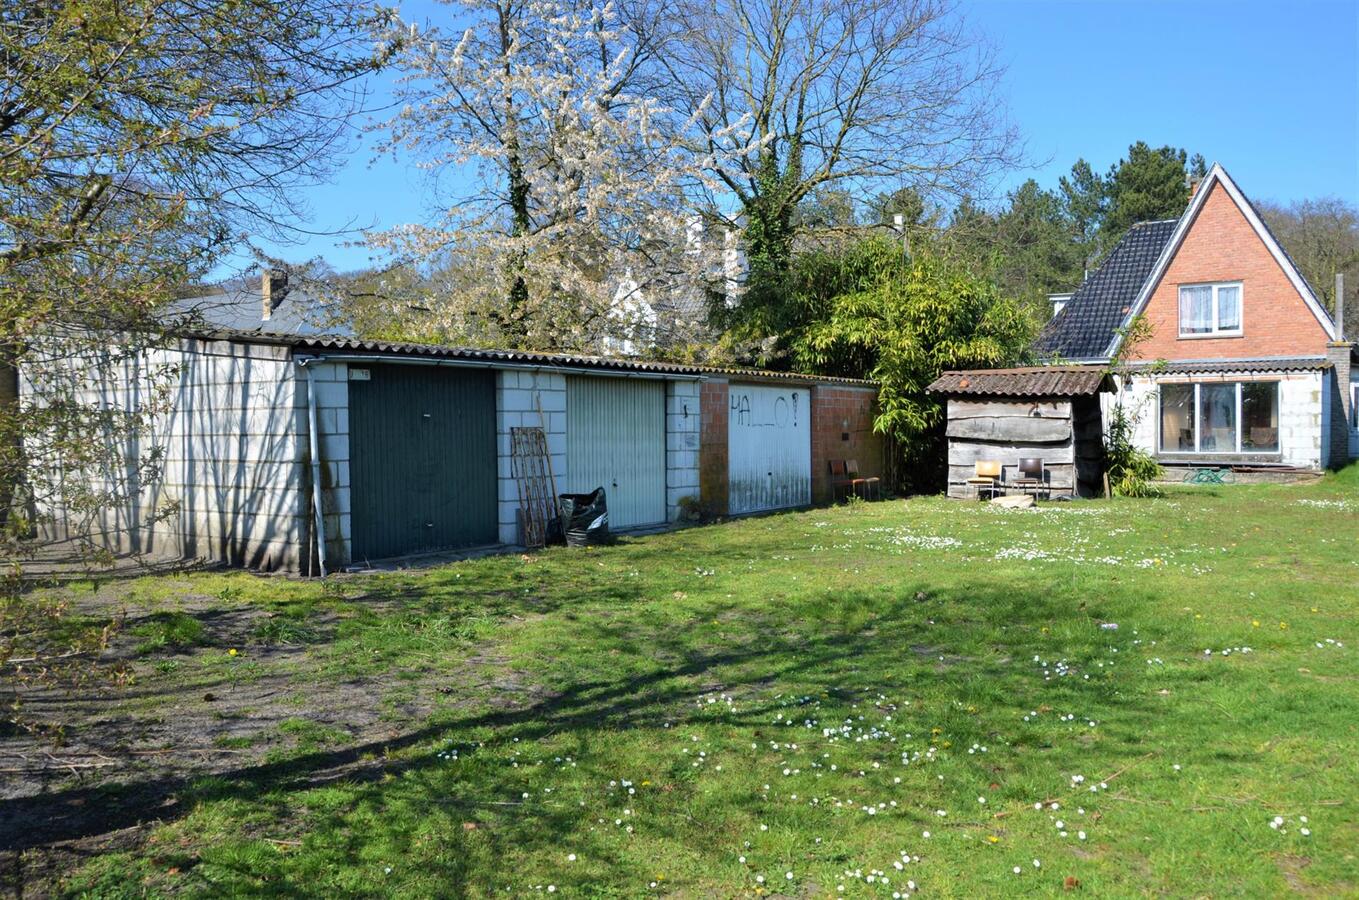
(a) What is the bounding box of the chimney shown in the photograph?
[1188,174,1203,199]
[1326,272,1354,466]
[261,269,288,322]
[1337,272,1346,341]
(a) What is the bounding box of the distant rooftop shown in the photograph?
[168,271,352,338]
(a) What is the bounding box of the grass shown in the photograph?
[22,470,1359,897]
[130,610,207,654]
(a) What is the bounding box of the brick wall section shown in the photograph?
[1132,182,1333,362]
[1324,343,1357,467]
[810,385,884,505]
[699,380,730,516]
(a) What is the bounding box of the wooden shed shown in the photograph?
[927,366,1115,499]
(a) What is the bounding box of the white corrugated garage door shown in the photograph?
[565,377,667,529]
[728,383,811,514]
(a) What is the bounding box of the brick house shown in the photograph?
[1036,163,1358,471]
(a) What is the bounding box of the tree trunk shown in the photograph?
[0,352,20,531]
[504,139,531,339]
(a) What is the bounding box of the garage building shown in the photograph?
[29,330,884,573]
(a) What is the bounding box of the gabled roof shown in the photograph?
[927,365,1114,398]
[1102,162,1338,356]
[1032,219,1178,360]
[1033,162,1341,363]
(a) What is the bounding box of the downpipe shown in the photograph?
[299,360,328,577]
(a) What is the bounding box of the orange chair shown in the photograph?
[846,459,881,500]
[966,460,1002,500]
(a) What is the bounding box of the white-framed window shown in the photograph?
[1158,381,1280,454]
[1352,383,1358,429]
[1178,282,1243,337]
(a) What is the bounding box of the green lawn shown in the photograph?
[15,470,1359,897]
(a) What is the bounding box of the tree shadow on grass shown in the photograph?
[2,577,1173,894]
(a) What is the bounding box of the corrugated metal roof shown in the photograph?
[927,365,1114,397]
[1125,357,1332,375]
[185,328,878,387]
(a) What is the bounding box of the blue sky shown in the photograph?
[238,0,1359,276]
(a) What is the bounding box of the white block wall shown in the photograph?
[301,361,351,569]
[25,337,310,571]
[496,369,567,545]
[1115,371,1325,470]
[24,342,712,570]
[665,379,701,521]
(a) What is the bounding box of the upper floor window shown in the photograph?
[1179,282,1242,337]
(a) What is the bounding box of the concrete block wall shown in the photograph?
[810,385,885,504]
[25,337,310,571]
[300,361,350,570]
[665,379,701,521]
[1119,371,1326,470]
[495,368,567,545]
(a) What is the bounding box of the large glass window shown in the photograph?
[1178,283,1243,337]
[1241,383,1280,451]
[1159,384,1195,451]
[1199,384,1237,451]
[1159,381,1280,454]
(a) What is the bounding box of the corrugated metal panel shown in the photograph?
[348,365,497,560]
[188,329,877,386]
[728,383,811,515]
[928,366,1113,398]
[565,377,666,529]
[1127,357,1331,375]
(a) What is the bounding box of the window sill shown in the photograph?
[1157,452,1283,464]
[1176,332,1244,340]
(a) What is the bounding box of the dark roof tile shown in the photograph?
[1033,219,1178,360]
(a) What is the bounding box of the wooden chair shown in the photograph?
[966,460,1002,500]
[845,459,881,500]
[829,459,854,502]
[1011,457,1045,497]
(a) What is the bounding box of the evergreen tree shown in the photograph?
[1101,142,1192,242]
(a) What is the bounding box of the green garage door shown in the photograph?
[348,365,497,561]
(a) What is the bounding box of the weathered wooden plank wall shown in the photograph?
[944,398,1082,499]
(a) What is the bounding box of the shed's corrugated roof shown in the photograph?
[1033,220,1179,360]
[187,329,878,387]
[1125,356,1332,375]
[927,365,1114,397]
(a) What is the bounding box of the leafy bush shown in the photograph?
[791,237,1036,491]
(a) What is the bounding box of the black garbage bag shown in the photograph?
[559,488,610,547]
